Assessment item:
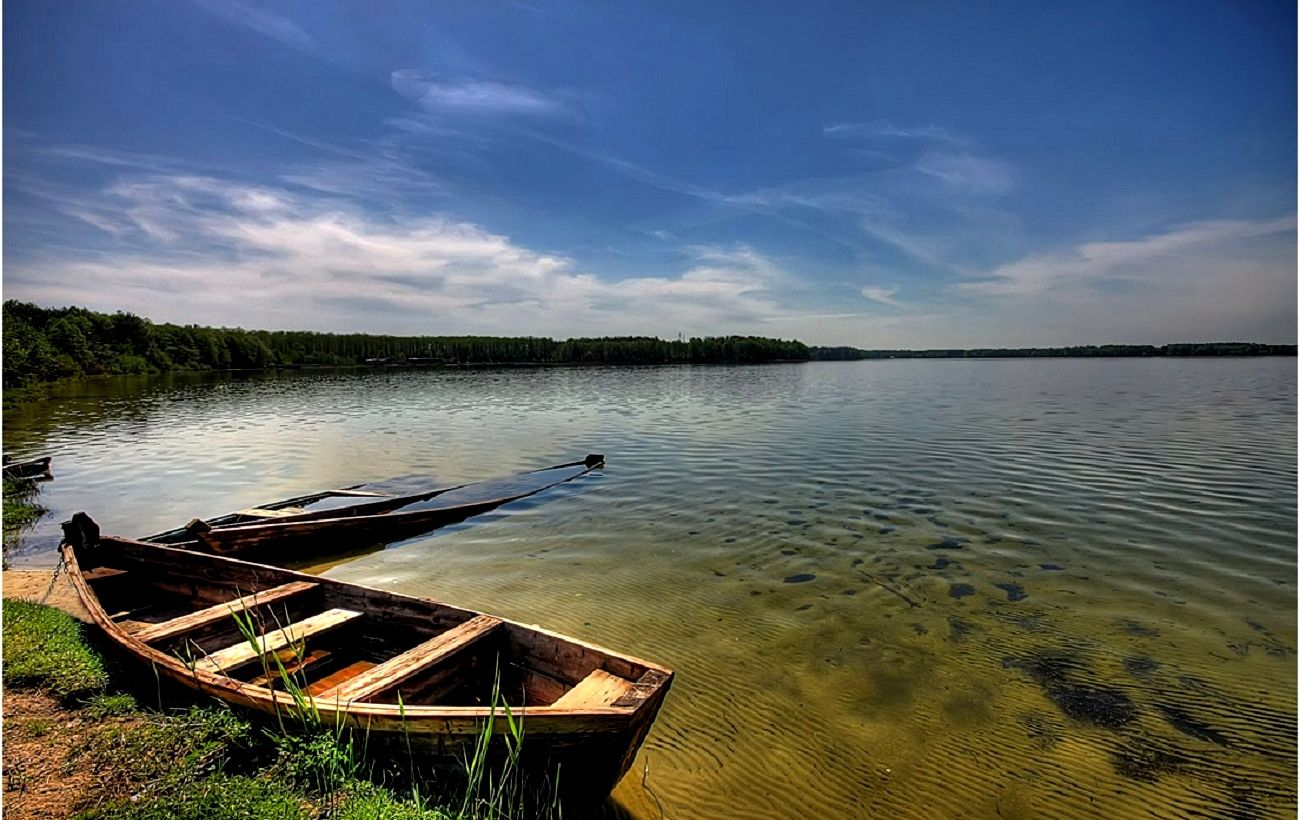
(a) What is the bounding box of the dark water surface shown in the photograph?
[4,359,1296,818]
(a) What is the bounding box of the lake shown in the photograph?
[4,358,1296,819]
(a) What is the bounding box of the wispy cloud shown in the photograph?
[958,216,1296,298]
[893,214,1300,346]
[189,0,315,52]
[823,120,962,145]
[390,71,567,117]
[915,151,1014,195]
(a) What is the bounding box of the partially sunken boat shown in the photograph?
[60,513,673,799]
[2,454,52,481]
[144,455,604,557]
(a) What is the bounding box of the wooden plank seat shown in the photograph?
[551,669,635,709]
[233,507,308,518]
[193,608,362,676]
[314,614,503,702]
[134,581,318,645]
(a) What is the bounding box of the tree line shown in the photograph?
[809,343,1297,360]
[2,301,810,388]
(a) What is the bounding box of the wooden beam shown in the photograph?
[551,669,635,709]
[134,582,318,645]
[315,614,503,703]
[193,608,361,675]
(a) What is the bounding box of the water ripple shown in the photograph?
[3,358,1294,818]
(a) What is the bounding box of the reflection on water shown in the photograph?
[4,359,1296,818]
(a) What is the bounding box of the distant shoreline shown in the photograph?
[808,343,1296,361]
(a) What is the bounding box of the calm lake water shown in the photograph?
[4,359,1296,819]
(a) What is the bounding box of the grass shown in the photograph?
[83,692,140,718]
[77,775,309,820]
[4,600,565,819]
[3,598,109,700]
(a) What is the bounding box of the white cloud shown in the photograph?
[859,285,901,306]
[390,71,564,117]
[929,216,1298,345]
[7,174,786,337]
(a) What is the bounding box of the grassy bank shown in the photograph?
[2,600,554,819]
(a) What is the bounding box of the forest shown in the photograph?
[5,301,1291,390]
[1,301,810,388]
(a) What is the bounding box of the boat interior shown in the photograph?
[75,539,655,711]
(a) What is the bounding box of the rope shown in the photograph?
[642,759,666,820]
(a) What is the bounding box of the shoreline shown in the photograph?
[2,569,89,621]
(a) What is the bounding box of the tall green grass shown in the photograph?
[219,597,560,818]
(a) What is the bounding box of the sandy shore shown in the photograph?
[2,569,89,621]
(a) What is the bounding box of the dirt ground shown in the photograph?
[1,691,118,819]
[2,571,96,817]
[2,570,89,621]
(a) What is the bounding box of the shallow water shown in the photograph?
[4,359,1296,818]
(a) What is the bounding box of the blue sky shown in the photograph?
[4,0,1295,346]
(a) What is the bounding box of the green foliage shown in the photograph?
[334,782,453,820]
[273,731,360,795]
[2,300,810,387]
[82,692,140,718]
[3,477,47,532]
[2,599,109,700]
[74,774,308,820]
[79,705,256,786]
[24,717,53,737]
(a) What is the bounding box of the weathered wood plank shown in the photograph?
[134,581,318,645]
[193,608,361,675]
[611,669,672,708]
[551,669,635,709]
[232,507,307,519]
[316,614,503,702]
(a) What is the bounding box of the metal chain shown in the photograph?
[38,554,66,605]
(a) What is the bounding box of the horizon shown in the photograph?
[9,297,1295,354]
[4,2,1296,347]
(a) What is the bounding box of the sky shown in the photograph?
[3,0,1296,347]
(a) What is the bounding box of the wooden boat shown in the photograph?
[60,513,673,800]
[144,455,604,557]
[2,454,52,481]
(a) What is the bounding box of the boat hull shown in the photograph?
[2,455,52,480]
[144,455,604,559]
[60,521,671,800]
